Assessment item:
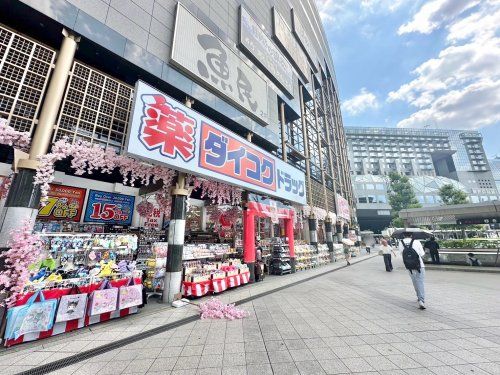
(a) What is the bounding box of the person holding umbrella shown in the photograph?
[394,230,428,310]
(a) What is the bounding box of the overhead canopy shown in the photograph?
[399,201,500,226]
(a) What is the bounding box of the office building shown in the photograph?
[345,127,499,232]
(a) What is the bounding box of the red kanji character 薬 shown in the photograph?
[140,94,197,162]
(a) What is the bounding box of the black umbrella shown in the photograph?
[391,228,433,240]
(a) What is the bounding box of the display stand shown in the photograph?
[4,276,141,347]
[270,240,292,275]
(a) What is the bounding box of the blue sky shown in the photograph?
[317,0,500,158]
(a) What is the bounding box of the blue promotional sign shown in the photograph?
[84,190,135,225]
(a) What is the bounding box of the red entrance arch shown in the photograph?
[243,200,295,267]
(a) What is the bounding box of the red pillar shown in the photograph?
[285,216,296,273]
[243,208,255,281]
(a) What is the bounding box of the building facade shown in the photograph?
[0,0,354,229]
[345,127,499,232]
[489,157,500,193]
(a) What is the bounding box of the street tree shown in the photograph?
[387,172,421,227]
[439,184,469,205]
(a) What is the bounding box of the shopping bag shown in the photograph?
[4,304,26,340]
[5,291,58,339]
[88,280,118,316]
[118,278,143,310]
[55,286,88,322]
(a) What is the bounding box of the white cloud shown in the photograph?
[342,88,379,115]
[391,1,500,132]
[398,0,480,35]
[316,0,409,27]
[397,79,500,129]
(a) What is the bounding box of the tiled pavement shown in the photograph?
[2,253,500,374]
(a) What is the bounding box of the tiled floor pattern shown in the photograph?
[2,254,500,374]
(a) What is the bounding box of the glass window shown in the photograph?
[425,196,435,204]
[480,196,488,202]
[375,184,384,190]
[377,195,387,203]
[417,196,425,204]
[358,197,367,203]
[368,195,376,203]
[365,184,375,190]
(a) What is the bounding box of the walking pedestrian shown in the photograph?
[399,232,426,309]
[344,244,351,265]
[379,239,396,272]
[424,236,440,264]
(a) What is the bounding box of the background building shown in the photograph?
[489,156,500,193]
[345,127,499,232]
[0,0,354,234]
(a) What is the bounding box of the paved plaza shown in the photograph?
[2,254,500,375]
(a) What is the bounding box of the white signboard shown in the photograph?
[239,6,294,97]
[126,81,307,205]
[272,7,310,83]
[171,3,269,125]
[291,8,319,72]
[336,194,351,221]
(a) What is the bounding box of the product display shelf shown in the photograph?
[181,258,250,297]
[5,274,142,347]
[317,244,331,265]
[294,244,314,271]
[270,243,292,275]
[332,243,345,262]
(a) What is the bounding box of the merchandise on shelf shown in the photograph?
[182,243,233,260]
[181,258,250,297]
[332,243,345,262]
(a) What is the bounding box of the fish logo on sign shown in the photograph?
[139,94,197,162]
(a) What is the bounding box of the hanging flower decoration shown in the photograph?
[0,118,31,152]
[301,205,328,221]
[0,220,43,307]
[207,205,223,223]
[199,297,248,320]
[136,200,154,218]
[0,174,12,199]
[35,138,176,201]
[221,206,241,224]
[191,177,241,206]
[155,188,172,218]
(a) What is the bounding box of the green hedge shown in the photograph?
[438,239,500,249]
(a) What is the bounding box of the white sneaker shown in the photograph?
[418,300,426,310]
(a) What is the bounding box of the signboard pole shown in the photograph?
[162,98,193,304]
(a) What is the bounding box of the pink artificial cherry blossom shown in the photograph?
[0,220,43,307]
[0,118,31,152]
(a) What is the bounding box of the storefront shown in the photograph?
[0,80,309,346]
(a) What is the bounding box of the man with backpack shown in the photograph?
[399,232,426,310]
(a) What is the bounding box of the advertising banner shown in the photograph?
[126,81,307,205]
[171,3,269,125]
[336,194,351,221]
[272,7,310,82]
[84,190,135,225]
[291,8,319,72]
[141,200,164,230]
[239,6,294,96]
[37,184,86,222]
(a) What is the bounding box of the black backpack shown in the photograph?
[401,239,421,273]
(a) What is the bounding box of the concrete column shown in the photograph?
[0,29,79,247]
[325,219,334,261]
[162,97,193,304]
[309,216,318,248]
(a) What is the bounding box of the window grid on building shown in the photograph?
[54,61,133,153]
[0,25,55,133]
